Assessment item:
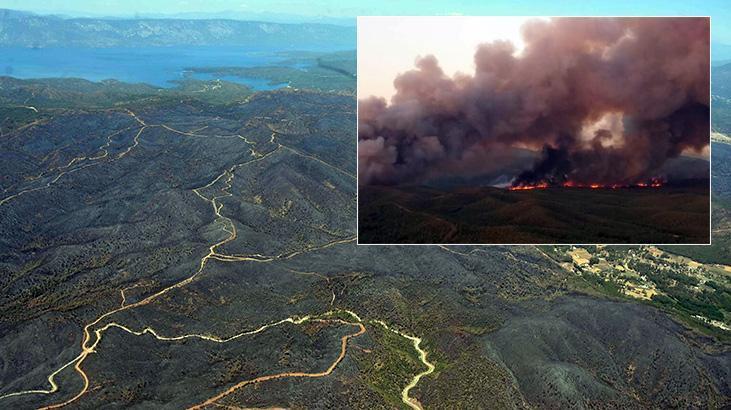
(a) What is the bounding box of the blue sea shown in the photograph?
[0,45,342,90]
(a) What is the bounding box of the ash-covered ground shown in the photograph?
[0,68,728,409]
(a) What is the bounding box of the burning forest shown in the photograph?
[357,17,710,189]
[509,177,666,191]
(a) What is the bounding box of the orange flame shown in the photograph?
[509,179,664,191]
[508,182,550,191]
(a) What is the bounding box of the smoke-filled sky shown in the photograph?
[358,17,710,187]
[359,17,540,100]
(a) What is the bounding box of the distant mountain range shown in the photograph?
[714,61,731,98]
[0,9,355,48]
[713,42,731,63]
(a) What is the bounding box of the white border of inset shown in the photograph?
[355,15,713,247]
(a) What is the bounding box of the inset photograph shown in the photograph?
[357,16,710,245]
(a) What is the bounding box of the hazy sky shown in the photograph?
[1,0,729,30]
[359,16,545,100]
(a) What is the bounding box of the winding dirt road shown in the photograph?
[0,111,435,409]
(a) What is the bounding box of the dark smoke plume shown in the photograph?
[358,18,709,187]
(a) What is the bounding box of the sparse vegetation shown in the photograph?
[359,184,710,244]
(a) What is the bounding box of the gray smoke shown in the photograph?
[358,17,709,187]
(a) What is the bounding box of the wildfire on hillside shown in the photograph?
[508,178,665,191]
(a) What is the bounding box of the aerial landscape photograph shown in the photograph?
[358,16,711,244]
[0,0,730,409]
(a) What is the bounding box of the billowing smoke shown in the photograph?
[358,18,709,187]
